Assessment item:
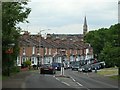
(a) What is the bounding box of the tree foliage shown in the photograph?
[2,1,31,75]
[84,28,108,58]
[84,24,120,67]
[24,60,31,67]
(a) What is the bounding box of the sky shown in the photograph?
[119,0,120,23]
[18,0,118,35]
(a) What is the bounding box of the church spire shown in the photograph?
[83,16,88,36]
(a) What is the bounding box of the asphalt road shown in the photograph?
[64,69,119,90]
[23,71,90,90]
[22,69,119,90]
[23,71,69,88]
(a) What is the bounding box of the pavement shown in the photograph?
[2,70,34,88]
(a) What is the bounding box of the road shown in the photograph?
[22,69,119,90]
[64,69,119,90]
[23,71,69,88]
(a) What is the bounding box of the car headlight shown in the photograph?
[55,67,57,69]
[88,68,91,70]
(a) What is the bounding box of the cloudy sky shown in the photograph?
[18,0,118,34]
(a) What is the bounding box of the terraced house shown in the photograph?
[17,17,94,67]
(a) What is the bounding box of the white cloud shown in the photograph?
[19,23,83,34]
[49,24,83,34]
[18,0,118,34]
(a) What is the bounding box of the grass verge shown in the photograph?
[97,70,118,75]
[97,67,118,80]
[97,67,118,75]
[109,75,120,80]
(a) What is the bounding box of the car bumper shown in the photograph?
[40,69,55,74]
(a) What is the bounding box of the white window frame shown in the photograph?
[49,48,51,55]
[45,48,47,55]
[23,47,26,55]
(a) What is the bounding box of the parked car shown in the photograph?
[91,63,101,70]
[63,61,70,69]
[82,64,92,72]
[40,64,56,74]
[52,63,61,71]
[78,66,83,72]
[99,61,105,69]
[71,62,80,71]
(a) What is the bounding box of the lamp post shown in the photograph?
[37,53,40,69]
[82,48,85,65]
[38,29,51,65]
[60,50,65,76]
[5,43,15,76]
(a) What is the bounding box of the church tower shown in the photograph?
[83,16,88,36]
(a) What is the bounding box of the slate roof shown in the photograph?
[19,32,90,50]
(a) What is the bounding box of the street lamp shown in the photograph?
[38,29,51,66]
[38,29,51,35]
[82,47,85,65]
[37,53,40,69]
[60,49,65,76]
[5,43,15,76]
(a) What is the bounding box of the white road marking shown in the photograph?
[70,76,83,87]
[61,81,70,86]
[21,82,26,88]
[76,82,83,86]
[54,76,83,88]
[70,77,76,82]
[72,79,76,82]
[55,78,60,81]
[54,77,70,87]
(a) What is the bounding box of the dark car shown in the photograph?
[82,64,92,72]
[99,61,105,69]
[71,62,80,71]
[40,64,56,74]
[52,63,61,71]
[91,63,101,70]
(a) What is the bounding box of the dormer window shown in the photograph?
[56,36,59,39]
[23,47,25,55]
[70,38,73,40]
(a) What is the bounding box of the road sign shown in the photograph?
[5,48,13,54]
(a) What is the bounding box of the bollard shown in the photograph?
[95,68,97,73]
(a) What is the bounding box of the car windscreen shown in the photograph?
[41,64,51,68]
[52,63,61,66]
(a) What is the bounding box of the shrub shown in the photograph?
[24,60,31,70]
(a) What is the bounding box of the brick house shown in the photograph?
[17,31,93,67]
[16,16,94,67]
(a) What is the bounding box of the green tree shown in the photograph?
[99,42,115,67]
[2,1,31,75]
[85,23,120,69]
[84,28,108,59]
